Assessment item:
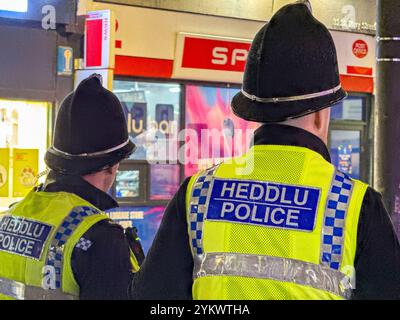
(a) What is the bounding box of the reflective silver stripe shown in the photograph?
[0,277,76,300]
[50,138,131,158]
[194,253,352,299]
[24,286,76,300]
[0,277,25,300]
[377,58,400,62]
[377,37,400,42]
[241,84,342,103]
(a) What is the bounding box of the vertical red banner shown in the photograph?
[86,19,103,67]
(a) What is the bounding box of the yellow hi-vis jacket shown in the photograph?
[186,145,368,300]
[0,191,140,300]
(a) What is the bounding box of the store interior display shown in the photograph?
[115,170,140,198]
[0,100,50,211]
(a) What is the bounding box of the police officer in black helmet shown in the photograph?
[0,74,144,300]
[131,1,400,299]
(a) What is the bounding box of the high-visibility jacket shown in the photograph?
[186,145,368,300]
[0,191,140,300]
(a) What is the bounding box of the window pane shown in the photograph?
[107,206,165,254]
[331,96,365,121]
[113,80,181,161]
[0,100,50,210]
[150,164,180,200]
[330,130,361,179]
[185,85,258,177]
[115,170,140,198]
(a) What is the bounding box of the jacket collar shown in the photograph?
[41,171,118,211]
[253,124,331,163]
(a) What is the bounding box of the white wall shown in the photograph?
[78,0,263,60]
[78,1,375,84]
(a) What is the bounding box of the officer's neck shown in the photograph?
[82,166,118,193]
[277,109,330,146]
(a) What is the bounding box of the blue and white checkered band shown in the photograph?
[321,170,354,271]
[189,166,219,256]
[45,206,100,289]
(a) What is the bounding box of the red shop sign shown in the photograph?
[181,36,251,72]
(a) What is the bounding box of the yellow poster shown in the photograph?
[0,148,10,197]
[12,149,38,198]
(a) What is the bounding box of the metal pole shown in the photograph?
[375,0,400,232]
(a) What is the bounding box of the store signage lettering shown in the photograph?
[352,40,368,59]
[211,47,248,67]
[181,36,251,72]
[127,117,177,135]
[332,4,376,34]
[127,113,144,134]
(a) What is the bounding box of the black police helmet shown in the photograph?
[45,74,136,175]
[231,1,347,123]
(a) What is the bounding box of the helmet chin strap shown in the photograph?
[296,0,313,13]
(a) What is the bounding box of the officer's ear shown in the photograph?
[313,110,323,130]
[313,108,330,130]
[104,163,120,176]
[313,108,331,144]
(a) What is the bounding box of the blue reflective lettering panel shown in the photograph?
[0,216,53,260]
[206,179,321,232]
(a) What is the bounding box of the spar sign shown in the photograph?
[173,33,252,83]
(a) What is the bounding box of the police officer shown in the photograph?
[0,74,144,300]
[131,1,400,300]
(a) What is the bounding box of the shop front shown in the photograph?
[0,100,51,211]
[0,0,81,211]
[80,1,376,252]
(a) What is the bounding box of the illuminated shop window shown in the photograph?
[185,85,258,177]
[150,164,180,201]
[0,99,51,211]
[115,170,140,198]
[330,130,361,180]
[113,80,181,162]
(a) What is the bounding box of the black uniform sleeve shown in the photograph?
[130,178,193,300]
[353,187,400,299]
[71,219,134,300]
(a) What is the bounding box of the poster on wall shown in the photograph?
[185,85,258,177]
[0,148,9,197]
[107,206,165,254]
[12,149,38,198]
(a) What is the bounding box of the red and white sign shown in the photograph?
[173,32,375,93]
[80,2,376,93]
[173,33,252,83]
[352,40,369,59]
[85,10,116,69]
[332,31,375,93]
